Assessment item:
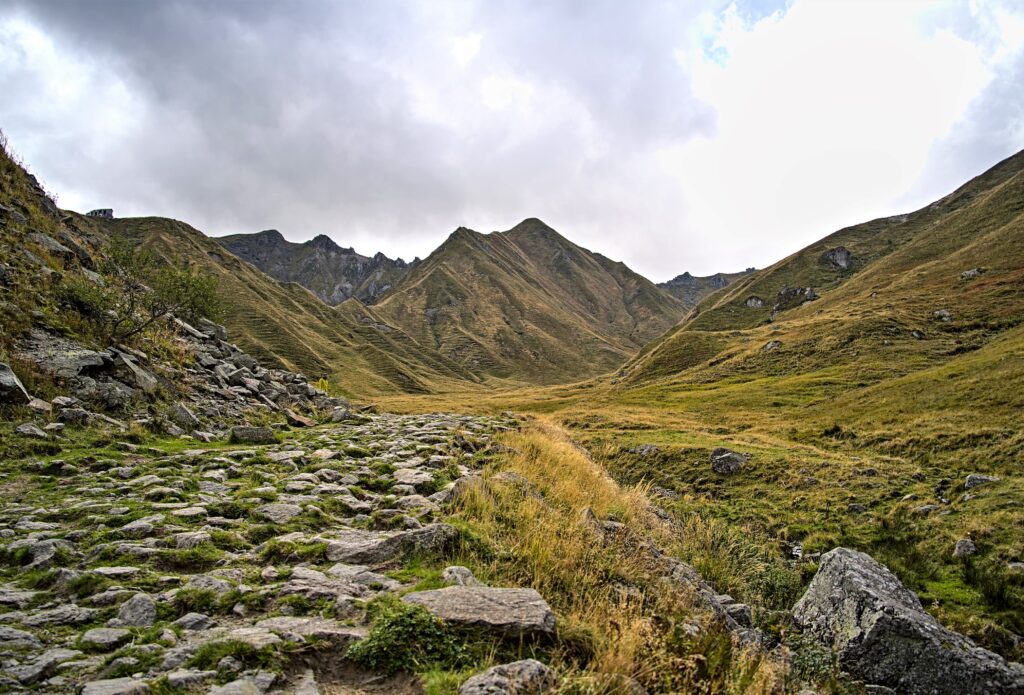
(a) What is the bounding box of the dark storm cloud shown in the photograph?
[0,0,719,271]
[0,0,1021,278]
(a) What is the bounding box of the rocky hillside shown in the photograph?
[73,215,479,398]
[218,230,415,305]
[656,269,753,309]
[374,219,689,383]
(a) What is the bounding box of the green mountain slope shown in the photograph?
[625,148,1024,389]
[217,230,414,305]
[374,218,689,383]
[72,215,480,397]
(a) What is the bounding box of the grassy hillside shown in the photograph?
[627,148,1024,385]
[377,150,1024,662]
[375,218,688,384]
[72,214,480,398]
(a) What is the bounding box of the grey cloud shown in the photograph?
[0,0,1020,279]
[0,0,722,276]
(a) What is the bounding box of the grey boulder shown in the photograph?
[229,426,276,444]
[0,362,30,405]
[793,547,1024,694]
[459,659,557,695]
[117,592,156,627]
[709,447,749,474]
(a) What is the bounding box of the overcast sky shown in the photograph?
[1,0,1022,280]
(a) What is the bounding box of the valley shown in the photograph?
[1,132,1023,695]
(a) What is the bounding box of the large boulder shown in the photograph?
[0,363,30,405]
[792,547,1024,694]
[822,246,853,270]
[402,586,555,637]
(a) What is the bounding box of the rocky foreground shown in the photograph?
[0,411,543,694]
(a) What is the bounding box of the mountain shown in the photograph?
[657,269,754,308]
[217,229,414,305]
[70,216,478,397]
[373,218,689,383]
[624,148,1024,390]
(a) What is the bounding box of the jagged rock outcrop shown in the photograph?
[793,547,1024,694]
[822,246,852,269]
[11,317,345,435]
[217,229,413,305]
[772,286,818,317]
[657,269,753,309]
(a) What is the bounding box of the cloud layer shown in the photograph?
[1,0,1022,279]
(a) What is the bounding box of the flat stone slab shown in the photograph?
[256,616,366,648]
[80,627,131,651]
[402,586,556,637]
[255,503,303,524]
[324,523,457,565]
[81,677,151,695]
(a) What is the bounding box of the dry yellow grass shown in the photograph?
[450,418,787,694]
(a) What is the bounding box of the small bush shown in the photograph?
[346,597,470,674]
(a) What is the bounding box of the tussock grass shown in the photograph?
[448,418,786,693]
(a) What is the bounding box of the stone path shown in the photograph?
[0,413,524,694]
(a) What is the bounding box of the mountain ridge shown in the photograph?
[218,229,416,305]
[374,218,690,383]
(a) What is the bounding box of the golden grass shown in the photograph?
[449,418,787,694]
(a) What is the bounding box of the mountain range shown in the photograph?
[215,220,744,383]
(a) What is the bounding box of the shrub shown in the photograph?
[58,236,222,345]
[346,596,470,674]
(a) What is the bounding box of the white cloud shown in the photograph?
[450,31,482,66]
[658,0,1019,273]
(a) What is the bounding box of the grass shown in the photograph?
[437,418,788,693]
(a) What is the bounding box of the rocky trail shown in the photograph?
[0,411,551,694]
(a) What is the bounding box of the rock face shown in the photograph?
[217,229,414,305]
[402,586,556,637]
[87,208,114,219]
[657,270,753,310]
[822,246,853,269]
[0,362,30,405]
[459,659,558,695]
[792,547,1024,694]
